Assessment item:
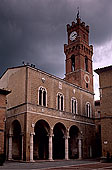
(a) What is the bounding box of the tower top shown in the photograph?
[64,13,93,93]
[66,10,89,33]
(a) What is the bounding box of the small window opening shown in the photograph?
[71,55,75,71]
[85,56,88,72]
[58,95,60,110]
[86,83,88,88]
[61,96,63,110]
[43,90,46,106]
[39,89,42,105]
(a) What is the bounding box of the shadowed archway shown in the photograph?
[53,122,66,159]
[11,120,22,160]
[69,125,79,159]
[34,120,50,160]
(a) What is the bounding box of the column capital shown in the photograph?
[31,123,35,128]
[30,132,35,136]
[8,134,13,137]
[48,133,54,137]
[64,135,70,139]
[48,127,54,137]
[78,137,83,140]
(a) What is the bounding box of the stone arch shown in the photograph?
[8,117,24,135]
[69,125,80,159]
[53,122,66,159]
[34,119,50,160]
[9,120,22,160]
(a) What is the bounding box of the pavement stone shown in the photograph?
[0,160,112,170]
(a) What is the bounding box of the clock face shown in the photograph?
[70,31,77,41]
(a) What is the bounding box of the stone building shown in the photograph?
[0,14,96,161]
[0,88,10,155]
[95,66,112,158]
[94,100,102,157]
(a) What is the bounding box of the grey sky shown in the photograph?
[0,0,112,99]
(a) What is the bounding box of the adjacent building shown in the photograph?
[94,100,102,157]
[95,66,112,158]
[0,89,10,155]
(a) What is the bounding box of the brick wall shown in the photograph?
[0,92,9,154]
[95,67,112,157]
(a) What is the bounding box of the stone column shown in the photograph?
[30,132,35,162]
[48,128,54,161]
[78,138,82,159]
[8,134,13,160]
[21,132,24,160]
[65,135,69,160]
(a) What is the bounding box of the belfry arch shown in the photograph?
[34,120,50,160]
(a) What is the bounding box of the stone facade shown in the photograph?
[0,15,96,161]
[0,89,10,155]
[95,66,112,158]
[94,100,102,157]
[0,66,95,161]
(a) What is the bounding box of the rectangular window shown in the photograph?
[71,55,75,71]
[74,100,76,114]
[86,104,88,117]
[86,83,88,88]
[85,57,88,72]
[58,95,60,110]
[72,100,74,113]
[39,90,42,105]
[61,96,63,111]
[43,91,46,106]
[89,104,91,117]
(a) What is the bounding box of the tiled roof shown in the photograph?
[94,65,112,74]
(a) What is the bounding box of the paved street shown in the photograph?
[0,160,112,170]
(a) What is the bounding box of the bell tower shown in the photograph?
[64,12,93,93]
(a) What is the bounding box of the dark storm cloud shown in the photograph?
[0,0,112,77]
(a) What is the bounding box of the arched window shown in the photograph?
[85,56,88,72]
[71,55,75,71]
[38,87,47,107]
[71,97,77,114]
[86,102,91,117]
[57,93,64,111]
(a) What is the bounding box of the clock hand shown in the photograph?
[72,34,76,37]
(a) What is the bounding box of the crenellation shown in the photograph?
[86,25,89,32]
[81,22,85,27]
[72,21,76,27]
[67,24,71,31]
